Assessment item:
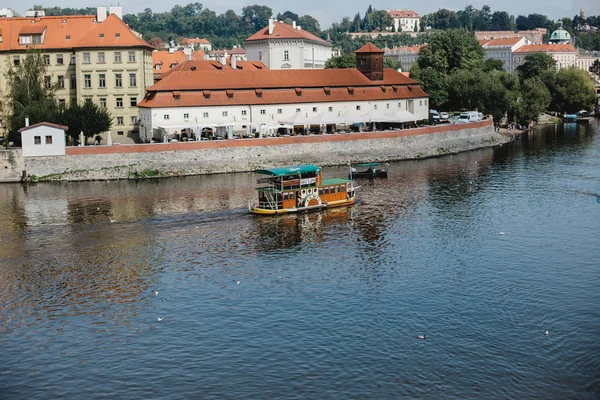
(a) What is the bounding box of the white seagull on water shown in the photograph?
[545,330,549,336]
[417,335,426,340]
[157,317,163,322]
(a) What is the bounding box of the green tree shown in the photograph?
[417,29,484,74]
[410,64,448,109]
[3,48,59,143]
[297,15,321,35]
[369,10,392,31]
[515,77,551,122]
[58,99,112,143]
[545,67,596,113]
[590,59,600,77]
[383,57,402,70]
[516,53,557,82]
[325,54,356,68]
[483,58,505,72]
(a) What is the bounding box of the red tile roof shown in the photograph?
[514,44,576,53]
[0,14,151,52]
[180,37,211,45]
[139,66,426,108]
[483,37,524,47]
[355,43,384,54]
[18,122,68,132]
[245,21,330,45]
[388,10,420,18]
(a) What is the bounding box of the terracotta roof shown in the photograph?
[0,14,151,52]
[478,39,491,46]
[483,37,524,47]
[386,45,424,54]
[228,47,246,55]
[388,10,420,18]
[180,37,211,45]
[355,43,384,54]
[19,24,47,34]
[139,84,427,109]
[147,63,415,92]
[73,14,151,49]
[245,21,330,45]
[153,49,205,70]
[514,44,576,53]
[18,122,68,132]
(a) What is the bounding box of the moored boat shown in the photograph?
[349,162,388,179]
[249,164,357,215]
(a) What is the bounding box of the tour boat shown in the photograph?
[349,162,388,179]
[249,164,357,215]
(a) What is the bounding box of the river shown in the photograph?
[1,121,599,399]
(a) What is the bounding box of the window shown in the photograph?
[284,50,289,60]
[131,116,137,124]
[374,105,378,110]
[184,113,189,119]
[116,98,123,108]
[98,74,106,88]
[45,136,53,144]
[130,97,137,107]
[115,33,121,38]
[70,74,76,89]
[258,51,262,61]
[13,56,20,66]
[99,98,107,108]
[66,35,71,40]
[32,35,42,44]
[277,109,282,114]
[222,111,228,117]
[98,52,105,63]
[59,99,66,107]
[129,73,136,87]
[115,73,122,87]
[128,51,135,62]
[99,33,104,38]
[83,52,90,64]
[43,55,50,65]
[57,54,63,65]
[34,136,41,145]
[57,75,65,89]
[328,106,333,112]
[419,100,422,106]
[313,107,317,112]
[398,102,402,108]
[260,109,266,115]
[296,108,301,113]
[114,52,121,62]
[117,117,124,125]
[117,131,124,136]
[387,103,390,109]
[20,35,31,45]
[163,115,169,120]
[70,54,76,64]
[241,110,247,116]
[84,74,91,88]
[356,105,361,110]
[203,112,209,118]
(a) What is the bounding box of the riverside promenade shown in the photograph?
[3,120,510,182]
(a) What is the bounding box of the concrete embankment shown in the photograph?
[19,120,509,182]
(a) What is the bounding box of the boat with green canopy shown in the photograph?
[249,164,357,215]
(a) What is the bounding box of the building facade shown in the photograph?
[512,44,577,71]
[0,7,153,144]
[481,37,528,73]
[138,44,429,142]
[388,9,420,33]
[18,122,67,157]
[384,45,424,72]
[474,29,546,44]
[244,19,333,70]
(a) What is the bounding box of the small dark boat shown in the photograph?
[349,163,388,179]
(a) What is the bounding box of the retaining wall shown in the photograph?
[0,149,24,182]
[24,120,509,182]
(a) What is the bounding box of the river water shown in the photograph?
[1,121,599,399]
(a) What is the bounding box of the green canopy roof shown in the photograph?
[356,163,381,167]
[254,164,320,177]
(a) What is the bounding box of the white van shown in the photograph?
[458,111,482,123]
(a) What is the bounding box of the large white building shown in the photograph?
[512,44,577,71]
[244,19,333,70]
[384,45,424,72]
[138,43,429,142]
[481,37,529,73]
[388,9,420,33]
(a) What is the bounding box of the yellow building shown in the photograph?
[0,8,153,143]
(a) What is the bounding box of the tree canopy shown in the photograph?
[416,29,484,74]
[517,53,557,83]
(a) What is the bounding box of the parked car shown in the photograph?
[440,112,449,120]
[458,111,482,123]
[429,109,440,122]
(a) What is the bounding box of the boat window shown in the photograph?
[290,192,294,199]
[324,187,329,194]
[330,186,335,193]
[336,186,341,193]
[341,185,346,192]
[283,193,289,200]
[319,188,323,195]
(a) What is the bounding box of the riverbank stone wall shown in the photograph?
[24,121,509,182]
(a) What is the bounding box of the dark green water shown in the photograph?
[1,120,599,399]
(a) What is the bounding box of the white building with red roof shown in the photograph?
[244,19,333,70]
[388,9,420,33]
[179,37,211,52]
[513,44,577,71]
[138,43,429,142]
[481,37,529,73]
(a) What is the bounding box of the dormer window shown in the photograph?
[115,33,120,37]
[155,64,162,71]
[226,90,233,98]
[99,33,104,38]
[173,91,181,100]
[66,35,71,40]
[255,89,263,98]
[203,90,211,99]
[295,88,302,96]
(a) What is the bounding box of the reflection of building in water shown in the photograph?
[24,198,69,226]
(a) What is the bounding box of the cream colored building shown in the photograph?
[388,10,420,33]
[0,7,153,144]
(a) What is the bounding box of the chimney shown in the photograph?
[292,21,296,29]
[96,6,107,22]
[108,6,123,19]
[169,47,174,54]
[268,18,274,35]
[183,47,192,60]
[25,117,30,127]
[231,56,237,69]
[219,55,226,66]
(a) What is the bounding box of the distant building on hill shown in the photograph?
[513,44,577,70]
[179,37,212,52]
[244,18,333,70]
[387,9,420,33]
[480,37,529,73]
[474,29,546,44]
[384,45,425,72]
[152,48,205,82]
